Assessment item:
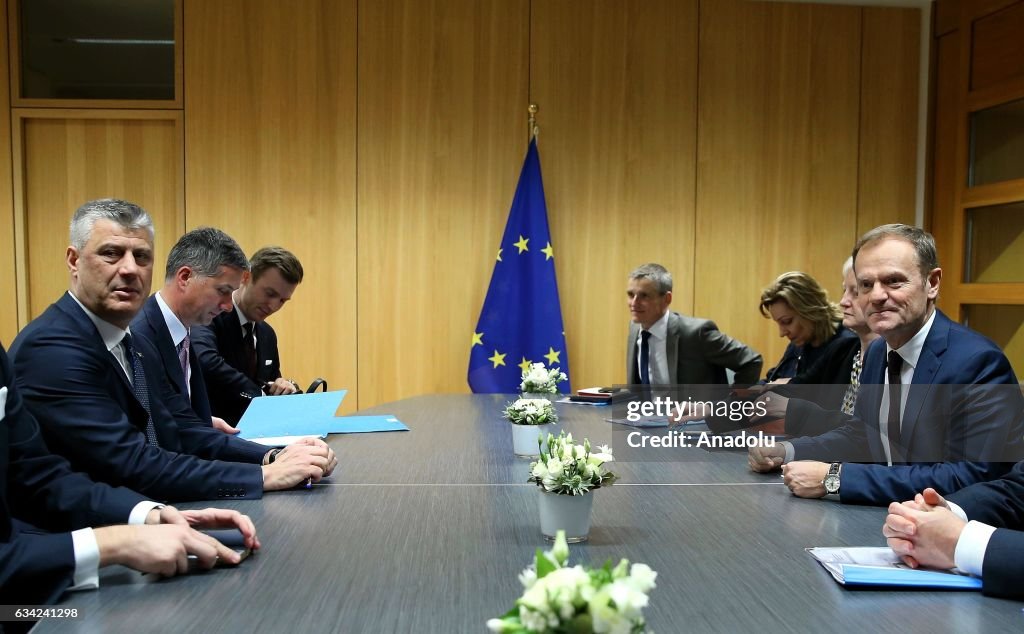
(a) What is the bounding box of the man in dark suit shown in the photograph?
[883,463,1024,600]
[131,227,250,434]
[192,246,304,426]
[626,263,762,386]
[10,199,336,503]
[0,343,259,606]
[750,224,1023,505]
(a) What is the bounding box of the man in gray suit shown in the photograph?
[627,263,762,386]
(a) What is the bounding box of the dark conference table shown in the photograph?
[38,395,1023,632]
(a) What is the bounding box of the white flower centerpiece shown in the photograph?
[529,431,616,542]
[487,530,657,634]
[520,362,568,397]
[504,398,559,458]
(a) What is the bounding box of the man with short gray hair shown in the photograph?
[626,262,762,386]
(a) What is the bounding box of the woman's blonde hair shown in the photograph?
[759,271,842,346]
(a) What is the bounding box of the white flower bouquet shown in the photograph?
[520,362,568,394]
[504,398,559,426]
[487,530,658,634]
[529,431,617,495]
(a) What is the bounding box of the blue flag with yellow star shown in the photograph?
[468,138,571,393]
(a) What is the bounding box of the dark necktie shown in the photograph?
[122,333,159,446]
[639,330,652,385]
[242,322,258,381]
[886,350,903,463]
[176,334,191,398]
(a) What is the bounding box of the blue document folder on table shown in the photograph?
[237,390,408,440]
[807,547,982,590]
[238,390,348,440]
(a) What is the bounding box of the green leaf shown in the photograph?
[536,548,556,579]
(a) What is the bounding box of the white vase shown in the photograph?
[511,423,549,457]
[537,489,594,543]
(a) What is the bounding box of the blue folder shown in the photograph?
[237,390,409,440]
[238,390,347,440]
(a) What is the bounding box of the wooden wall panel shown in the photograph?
[695,0,861,369]
[357,0,528,406]
[530,0,698,388]
[858,7,920,235]
[932,32,961,312]
[15,112,182,321]
[0,0,16,346]
[184,0,358,410]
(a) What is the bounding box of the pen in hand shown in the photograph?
[305,477,313,490]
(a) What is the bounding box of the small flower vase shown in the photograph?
[538,490,594,543]
[511,422,549,458]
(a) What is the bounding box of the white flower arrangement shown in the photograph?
[504,398,559,426]
[529,431,617,496]
[487,530,657,634]
[520,362,568,394]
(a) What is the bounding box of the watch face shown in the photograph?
[824,475,840,494]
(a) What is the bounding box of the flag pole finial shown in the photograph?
[528,103,539,139]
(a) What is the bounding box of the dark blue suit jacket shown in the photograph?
[192,309,282,426]
[1,345,147,604]
[789,310,1024,505]
[948,460,1024,599]
[10,293,269,502]
[131,295,213,424]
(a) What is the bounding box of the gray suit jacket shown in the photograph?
[627,312,762,386]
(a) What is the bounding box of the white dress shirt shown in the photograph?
[636,310,670,385]
[155,291,191,394]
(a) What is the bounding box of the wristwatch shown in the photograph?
[823,462,842,495]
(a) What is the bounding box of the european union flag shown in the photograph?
[468,138,571,393]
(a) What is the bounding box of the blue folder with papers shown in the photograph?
[807,547,982,590]
[237,390,409,441]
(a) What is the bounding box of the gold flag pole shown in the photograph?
[528,103,539,139]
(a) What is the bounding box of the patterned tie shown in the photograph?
[886,350,904,463]
[122,333,159,446]
[242,322,257,381]
[840,350,862,415]
[177,333,191,397]
[639,330,651,385]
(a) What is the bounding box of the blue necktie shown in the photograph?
[122,333,159,446]
[639,330,651,385]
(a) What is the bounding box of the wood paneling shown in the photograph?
[696,0,861,368]
[858,7,920,235]
[530,0,698,388]
[934,0,959,37]
[967,304,1024,378]
[932,32,960,306]
[969,1,1024,92]
[13,111,182,322]
[0,0,16,346]
[357,0,527,407]
[184,0,357,410]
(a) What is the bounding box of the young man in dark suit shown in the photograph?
[131,227,249,434]
[0,344,258,606]
[191,246,304,426]
[10,199,336,503]
[750,224,1023,505]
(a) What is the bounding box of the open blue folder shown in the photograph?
[807,547,982,590]
[237,390,408,440]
